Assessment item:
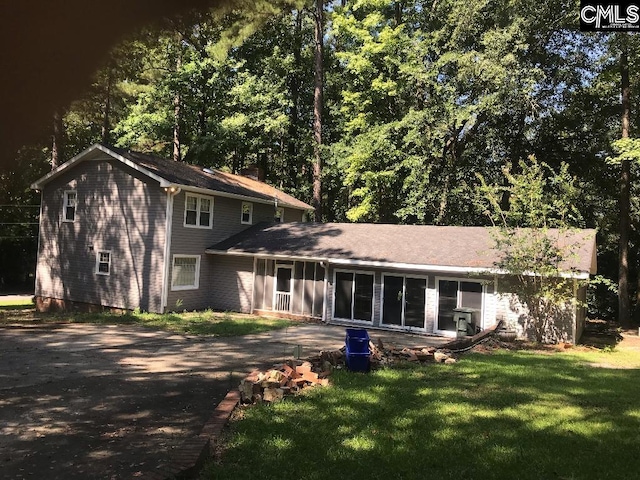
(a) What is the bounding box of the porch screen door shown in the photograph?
[275,266,292,312]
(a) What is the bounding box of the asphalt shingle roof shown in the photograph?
[207,222,597,275]
[108,146,312,210]
[31,144,312,210]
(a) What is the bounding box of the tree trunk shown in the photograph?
[312,0,324,221]
[395,1,403,25]
[101,66,113,145]
[619,44,631,328]
[173,49,182,162]
[288,10,302,188]
[51,110,64,170]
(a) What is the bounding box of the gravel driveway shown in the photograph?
[0,321,445,479]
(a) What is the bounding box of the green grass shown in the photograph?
[0,297,34,308]
[203,348,640,480]
[0,307,295,337]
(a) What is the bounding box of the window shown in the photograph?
[95,251,111,275]
[63,190,77,222]
[436,279,483,333]
[184,194,213,228]
[241,202,253,224]
[333,271,374,322]
[382,275,427,328]
[171,255,200,290]
[274,207,284,223]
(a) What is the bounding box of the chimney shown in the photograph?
[240,164,265,182]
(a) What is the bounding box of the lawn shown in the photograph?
[203,346,640,480]
[0,306,295,337]
[0,297,34,308]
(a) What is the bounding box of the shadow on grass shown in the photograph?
[205,351,640,480]
[0,304,34,311]
[580,320,624,349]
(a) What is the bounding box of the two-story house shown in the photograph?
[31,144,311,314]
[32,144,597,343]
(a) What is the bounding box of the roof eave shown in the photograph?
[177,184,310,210]
[204,250,592,279]
[30,143,172,190]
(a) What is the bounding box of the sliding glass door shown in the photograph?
[334,271,374,322]
[436,279,483,333]
[382,275,427,329]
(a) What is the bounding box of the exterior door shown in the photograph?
[382,275,426,329]
[274,266,292,312]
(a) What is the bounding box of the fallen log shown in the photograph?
[442,320,504,352]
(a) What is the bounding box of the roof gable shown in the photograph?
[207,223,597,277]
[31,144,312,210]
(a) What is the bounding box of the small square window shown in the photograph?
[96,251,111,275]
[274,207,284,223]
[63,190,77,222]
[241,202,253,225]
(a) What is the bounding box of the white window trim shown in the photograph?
[63,190,77,223]
[332,269,375,324]
[434,277,486,337]
[183,193,213,229]
[379,273,428,330]
[171,254,201,291]
[241,201,253,225]
[95,250,112,276]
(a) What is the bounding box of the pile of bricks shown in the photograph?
[239,340,462,404]
[310,339,457,369]
[369,341,457,366]
[239,361,330,404]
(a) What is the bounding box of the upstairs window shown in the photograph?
[184,194,213,228]
[63,190,76,222]
[274,207,284,223]
[241,202,253,224]
[95,251,111,275]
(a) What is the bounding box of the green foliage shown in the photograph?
[477,157,587,343]
[608,138,640,164]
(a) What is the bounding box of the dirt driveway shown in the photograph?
[0,321,444,479]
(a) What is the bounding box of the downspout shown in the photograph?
[161,186,180,311]
[322,260,329,323]
[34,190,44,303]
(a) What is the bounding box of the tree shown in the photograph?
[51,110,64,169]
[476,157,586,343]
[312,0,324,220]
[619,38,632,328]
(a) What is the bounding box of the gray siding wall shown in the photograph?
[209,255,255,313]
[167,190,306,311]
[35,158,167,312]
[495,277,577,343]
